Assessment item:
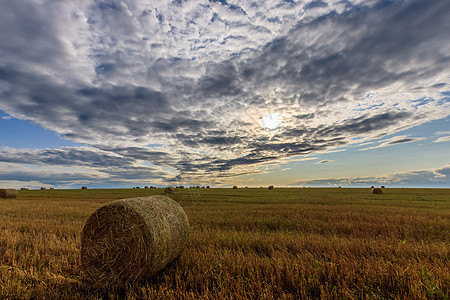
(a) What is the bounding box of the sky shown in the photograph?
[0,0,449,189]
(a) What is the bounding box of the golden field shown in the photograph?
[0,187,449,299]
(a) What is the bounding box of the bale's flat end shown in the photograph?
[0,189,18,198]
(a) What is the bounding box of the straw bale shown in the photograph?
[82,186,88,190]
[164,187,174,194]
[232,186,238,189]
[0,189,18,198]
[268,185,274,190]
[371,188,382,194]
[81,196,189,288]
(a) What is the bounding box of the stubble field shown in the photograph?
[0,187,449,299]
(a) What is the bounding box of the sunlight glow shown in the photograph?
[261,113,283,130]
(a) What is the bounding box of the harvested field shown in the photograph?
[0,188,449,299]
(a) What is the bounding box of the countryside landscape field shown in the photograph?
[0,187,448,299]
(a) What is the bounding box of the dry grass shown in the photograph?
[0,188,449,299]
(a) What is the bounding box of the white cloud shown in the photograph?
[433,136,450,143]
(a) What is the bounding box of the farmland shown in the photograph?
[0,188,449,299]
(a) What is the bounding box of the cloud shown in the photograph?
[316,160,334,164]
[359,135,425,151]
[0,148,176,187]
[433,136,450,143]
[291,164,450,188]
[0,0,449,186]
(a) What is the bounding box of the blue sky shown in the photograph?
[0,0,449,189]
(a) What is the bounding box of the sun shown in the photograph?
[260,113,283,130]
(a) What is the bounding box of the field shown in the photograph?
[0,188,449,299]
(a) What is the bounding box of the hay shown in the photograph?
[40,187,46,190]
[381,186,385,188]
[80,195,189,288]
[232,186,238,189]
[371,188,382,194]
[0,189,18,198]
[164,187,174,194]
[268,185,274,190]
[81,186,88,190]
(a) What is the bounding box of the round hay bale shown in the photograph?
[20,187,28,190]
[82,186,88,190]
[0,189,18,198]
[371,188,382,194]
[40,187,46,190]
[232,186,238,189]
[164,187,174,194]
[268,185,274,190]
[371,186,375,189]
[81,196,189,288]
[381,186,385,188]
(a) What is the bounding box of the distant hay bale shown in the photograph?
[20,187,28,190]
[206,186,210,189]
[81,196,190,289]
[268,185,274,190]
[40,187,46,190]
[371,188,382,194]
[232,186,238,189]
[381,186,385,188]
[164,187,174,194]
[0,189,18,198]
[371,186,375,189]
[144,186,148,189]
[82,186,88,190]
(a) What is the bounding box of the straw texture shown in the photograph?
[0,189,18,198]
[371,188,382,194]
[80,196,189,288]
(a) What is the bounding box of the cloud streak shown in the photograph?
[291,164,450,188]
[359,135,425,151]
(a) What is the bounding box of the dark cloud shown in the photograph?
[322,112,411,136]
[0,147,134,168]
[317,160,333,164]
[386,138,416,145]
